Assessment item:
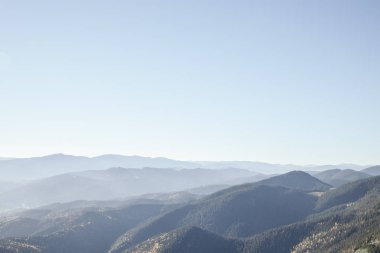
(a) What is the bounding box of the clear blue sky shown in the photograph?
[0,0,379,164]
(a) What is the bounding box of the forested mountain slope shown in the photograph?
[109,171,327,252]
[114,175,380,253]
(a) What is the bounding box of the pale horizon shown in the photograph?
[0,152,374,167]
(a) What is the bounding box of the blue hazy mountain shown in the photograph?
[362,165,380,176]
[312,169,371,186]
[0,153,367,181]
[0,167,259,210]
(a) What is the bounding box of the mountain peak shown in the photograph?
[256,170,332,192]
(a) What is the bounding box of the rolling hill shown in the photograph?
[315,174,380,211]
[362,165,380,176]
[313,169,371,186]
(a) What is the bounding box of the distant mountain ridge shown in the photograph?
[312,169,371,186]
[0,153,369,181]
[0,154,199,181]
[362,165,380,176]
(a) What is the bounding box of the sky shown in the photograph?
[0,0,379,164]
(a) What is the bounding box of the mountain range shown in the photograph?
[112,174,380,253]
[0,154,369,181]
[2,170,380,252]
[0,155,379,253]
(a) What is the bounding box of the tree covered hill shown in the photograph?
[124,226,242,253]
[242,176,380,253]
[109,171,327,253]
[112,175,380,253]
